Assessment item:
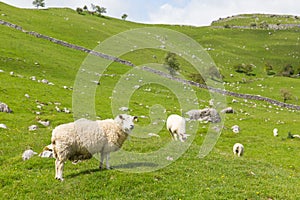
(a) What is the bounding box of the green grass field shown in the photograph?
[0,2,300,199]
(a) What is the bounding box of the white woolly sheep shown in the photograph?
[233,143,244,157]
[166,114,189,142]
[51,114,137,181]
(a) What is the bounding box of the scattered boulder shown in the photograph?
[38,120,50,127]
[119,107,129,112]
[221,107,234,114]
[39,144,54,158]
[0,124,7,129]
[186,108,221,123]
[231,125,240,133]
[28,125,38,131]
[0,102,12,113]
[22,149,37,161]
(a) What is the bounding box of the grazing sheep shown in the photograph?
[166,114,189,142]
[51,114,137,181]
[233,143,244,157]
[22,149,38,161]
[273,128,278,137]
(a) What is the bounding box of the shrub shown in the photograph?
[224,24,231,28]
[164,52,180,76]
[250,23,257,28]
[76,8,83,15]
[234,63,255,76]
[280,88,292,103]
[281,64,294,77]
[189,73,205,84]
[265,63,276,76]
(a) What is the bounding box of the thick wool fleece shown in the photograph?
[51,118,128,162]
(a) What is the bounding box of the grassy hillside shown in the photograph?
[0,2,300,199]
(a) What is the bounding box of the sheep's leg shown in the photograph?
[173,133,178,141]
[55,159,65,181]
[106,153,111,170]
[168,129,176,141]
[99,152,105,170]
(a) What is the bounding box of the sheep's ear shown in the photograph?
[133,116,138,122]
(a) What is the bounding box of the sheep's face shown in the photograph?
[115,114,138,134]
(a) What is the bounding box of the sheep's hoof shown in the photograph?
[55,177,64,181]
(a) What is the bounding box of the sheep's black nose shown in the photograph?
[130,125,134,129]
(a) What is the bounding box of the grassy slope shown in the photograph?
[0,3,300,199]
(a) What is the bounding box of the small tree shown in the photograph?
[265,63,276,75]
[280,88,292,103]
[76,7,83,15]
[83,5,88,11]
[234,63,255,76]
[164,52,180,76]
[122,14,128,21]
[207,66,222,81]
[32,0,45,9]
[95,5,106,16]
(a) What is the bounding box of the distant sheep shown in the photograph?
[166,114,189,142]
[233,143,244,157]
[51,114,137,181]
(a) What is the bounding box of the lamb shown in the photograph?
[166,114,189,142]
[233,143,244,157]
[51,114,137,181]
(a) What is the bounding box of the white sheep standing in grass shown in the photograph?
[233,143,244,157]
[166,114,189,142]
[51,114,137,181]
